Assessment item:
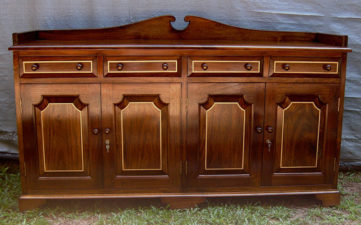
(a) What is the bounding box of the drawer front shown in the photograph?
[270,59,340,77]
[189,58,262,77]
[20,57,97,78]
[104,57,180,77]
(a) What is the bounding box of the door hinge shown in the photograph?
[333,158,337,172]
[337,97,341,112]
[23,162,26,177]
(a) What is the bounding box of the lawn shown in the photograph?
[0,160,360,225]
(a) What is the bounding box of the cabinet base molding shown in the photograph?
[161,197,207,209]
[19,190,340,211]
[315,192,340,207]
[18,198,47,211]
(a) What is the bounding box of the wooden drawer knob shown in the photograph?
[31,64,39,71]
[323,64,332,71]
[117,63,124,71]
[244,63,253,71]
[76,63,84,70]
[92,128,100,135]
[266,126,274,133]
[255,126,263,134]
[162,63,169,70]
[201,63,208,70]
[282,64,290,71]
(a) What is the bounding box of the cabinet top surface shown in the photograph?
[10,15,351,52]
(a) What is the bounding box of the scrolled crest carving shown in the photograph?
[16,15,340,45]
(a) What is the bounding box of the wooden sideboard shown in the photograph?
[9,15,351,210]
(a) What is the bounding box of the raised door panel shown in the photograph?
[200,96,250,172]
[276,98,325,169]
[263,83,339,186]
[102,83,181,192]
[114,96,167,173]
[36,98,87,174]
[187,83,264,191]
[20,84,101,192]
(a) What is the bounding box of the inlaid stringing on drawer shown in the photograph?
[107,60,178,73]
[273,61,339,74]
[22,61,93,74]
[192,60,261,73]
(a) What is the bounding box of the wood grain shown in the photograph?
[20,84,102,190]
[36,100,86,172]
[19,56,97,78]
[201,96,249,170]
[104,56,180,77]
[269,57,340,78]
[189,57,261,77]
[101,83,181,192]
[279,100,323,168]
[115,96,167,171]
[186,83,264,191]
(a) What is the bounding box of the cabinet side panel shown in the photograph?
[13,51,28,193]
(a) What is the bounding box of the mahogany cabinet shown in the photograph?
[9,15,351,210]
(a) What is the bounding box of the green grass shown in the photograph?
[1,162,360,225]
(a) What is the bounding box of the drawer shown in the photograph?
[20,57,97,78]
[104,57,180,77]
[188,57,262,77]
[270,58,340,77]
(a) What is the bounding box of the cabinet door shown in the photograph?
[186,83,265,191]
[102,83,181,192]
[20,84,102,192]
[262,83,340,186]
